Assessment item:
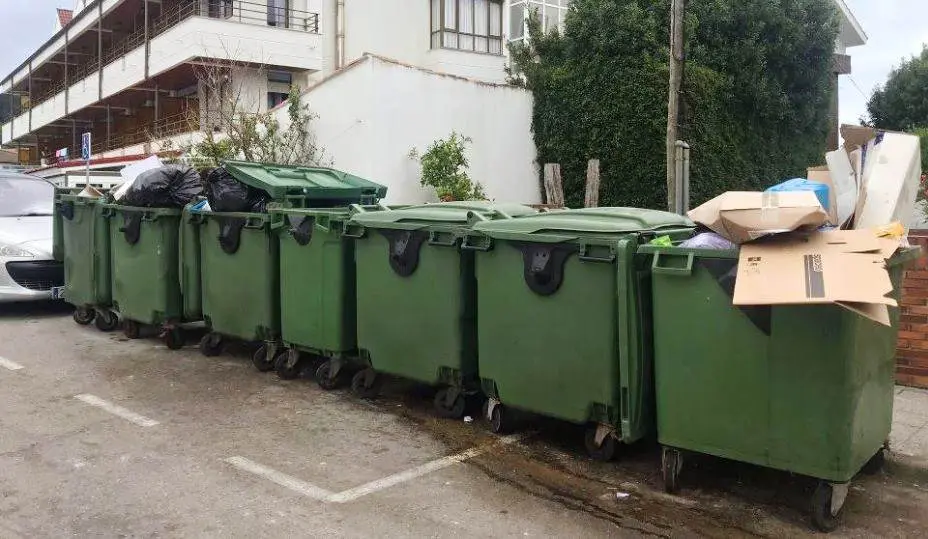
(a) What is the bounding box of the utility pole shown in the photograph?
[666,0,685,212]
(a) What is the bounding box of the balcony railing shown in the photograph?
[26,0,320,112]
[87,110,199,157]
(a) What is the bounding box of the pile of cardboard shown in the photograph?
[688,126,922,326]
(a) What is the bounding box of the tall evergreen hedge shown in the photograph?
[508,0,839,210]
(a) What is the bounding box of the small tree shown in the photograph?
[415,132,486,201]
[867,47,928,130]
[175,59,329,170]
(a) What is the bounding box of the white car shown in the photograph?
[0,172,63,303]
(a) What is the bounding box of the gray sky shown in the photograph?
[0,0,923,126]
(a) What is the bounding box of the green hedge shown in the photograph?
[509,0,839,210]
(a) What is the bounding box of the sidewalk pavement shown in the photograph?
[891,385,928,460]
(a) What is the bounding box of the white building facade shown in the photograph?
[0,0,527,165]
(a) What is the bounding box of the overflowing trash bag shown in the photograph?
[204,167,270,213]
[121,165,204,208]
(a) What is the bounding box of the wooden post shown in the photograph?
[584,159,600,208]
[666,0,685,212]
[543,163,564,208]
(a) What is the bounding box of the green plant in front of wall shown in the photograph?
[414,132,486,202]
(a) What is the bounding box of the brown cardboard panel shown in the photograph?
[733,231,897,325]
[687,191,827,244]
[806,166,839,225]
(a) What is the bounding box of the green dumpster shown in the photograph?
[57,193,119,331]
[269,207,359,381]
[194,161,386,369]
[103,204,194,348]
[343,202,537,418]
[638,244,920,531]
[52,187,77,262]
[468,208,693,459]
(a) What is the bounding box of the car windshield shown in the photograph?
[0,176,54,217]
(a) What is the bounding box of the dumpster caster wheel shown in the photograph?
[163,327,184,350]
[252,344,276,373]
[275,350,303,380]
[315,359,342,390]
[73,307,95,325]
[811,481,847,532]
[861,448,886,475]
[584,427,617,462]
[488,403,514,435]
[123,320,141,339]
[433,388,466,419]
[199,333,223,357]
[662,447,683,494]
[350,369,382,400]
[94,310,119,332]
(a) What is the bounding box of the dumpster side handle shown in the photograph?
[651,251,694,276]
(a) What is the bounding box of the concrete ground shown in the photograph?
[1,301,927,538]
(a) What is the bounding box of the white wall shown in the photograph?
[276,56,538,205]
[335,0,509,84]
[150,17,323,77]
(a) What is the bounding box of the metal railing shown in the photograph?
[28,0,320,111]
[87,110,198,157]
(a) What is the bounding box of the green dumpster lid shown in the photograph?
[221,161,387,202]
[472,207,694,238]
[349,201,538,229]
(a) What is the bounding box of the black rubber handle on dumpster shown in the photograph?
[288,215,316,246]
[699,258,771,335]
[217,216,247,255]
[380,229,428,277]
[515,242,577,296]
[58,201,74,221]
[120,211,143,246]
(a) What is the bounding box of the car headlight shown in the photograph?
[0,244,35,257]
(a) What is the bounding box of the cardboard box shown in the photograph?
[688,191,828,244]
[806,166,839,225]
[733,229,899,325]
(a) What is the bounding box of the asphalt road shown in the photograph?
[1,301,927,538]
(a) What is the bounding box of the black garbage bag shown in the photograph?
[204,167,270,213]
[121,165,204,208]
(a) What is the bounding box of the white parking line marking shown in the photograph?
[224,457,334,501]
[0,356,24,371]
[326,434,524,503]
[224,434,525,504]
[74,394,160,428]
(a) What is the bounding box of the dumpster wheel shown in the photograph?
[433,387,467,419]
[199,333,223,357]
[94,310,119,332]
[162,327,184,350]
[315,359,343,390]
[350,368,382,400]
[661,447,683,494]
[252,344,276,373]
[73,307,95,325]
[811,481,847,532]
[860,447,886,475]
[275,349,303,380]
[123,320,141,339]
[584,426,617,462]
[485,401,515,435]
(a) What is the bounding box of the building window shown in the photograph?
[268,0,290,28]
[268,92,289,109]
[430,0,504,55]
[509,0,568,43]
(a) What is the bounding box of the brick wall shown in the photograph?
[897,231,928,389]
